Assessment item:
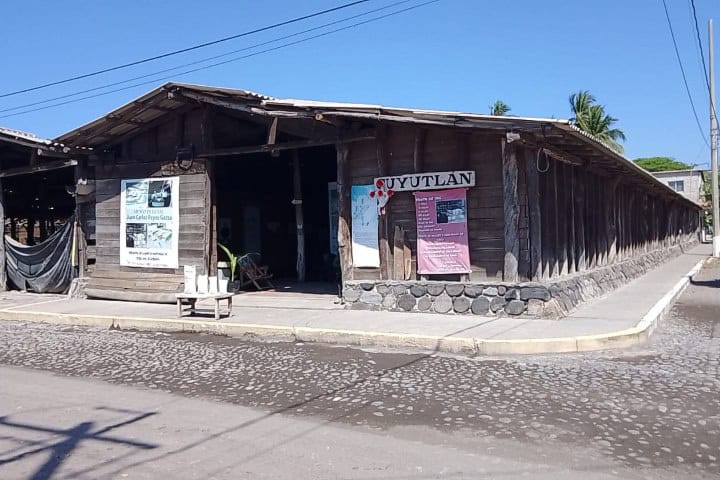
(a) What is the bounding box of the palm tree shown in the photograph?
[569,90,596,123]
[568,90,626,154]
[490,100,511,116]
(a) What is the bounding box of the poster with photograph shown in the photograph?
[415,188,470,274]
[351,185,380,267]
[120,177,180,268]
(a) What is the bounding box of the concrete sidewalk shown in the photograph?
[0,243,710,355]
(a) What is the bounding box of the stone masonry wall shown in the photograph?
[343,240,698,318]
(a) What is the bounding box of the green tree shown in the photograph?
[569,90,626,154]
[489,100,511,116]
[633,157,691,172]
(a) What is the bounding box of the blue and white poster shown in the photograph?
[351,185,380,268]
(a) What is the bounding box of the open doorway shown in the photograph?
[214,145,338,292]
[3,168,76,245]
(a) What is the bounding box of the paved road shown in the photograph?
[1,260,719,479]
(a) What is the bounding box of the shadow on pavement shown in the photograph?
[0,408,158,480]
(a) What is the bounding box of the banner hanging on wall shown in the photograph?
[351,184,380,268]
[415,188,471,275]
[120,177,180,268]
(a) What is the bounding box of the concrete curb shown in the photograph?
[0,257,707,355]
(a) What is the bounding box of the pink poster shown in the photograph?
[415,189,471,274]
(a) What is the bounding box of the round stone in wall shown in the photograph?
[382,293,397,309]
[392,284,407,295]
[426,284,445,296]
[482,286,498,297]
[453,297,470,313]
[360,282,375,291]
[463,285,483,298]
[520,286,551,301]
[343,288,361,302]
[505,299,527,315]
[445,284,465,297]
[376,284,391,295]
[433,293,453,314]
[490,296,506,313]
[471,296,490,315]
[360,291,382,305]
[397,294,416,311]
[504,288,520,300]
[497,285,507,295]
[417,296,432,311]
[410,284,427,297]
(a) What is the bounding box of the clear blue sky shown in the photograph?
[0,0,717,166]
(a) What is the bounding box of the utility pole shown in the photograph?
[711,19,720,257]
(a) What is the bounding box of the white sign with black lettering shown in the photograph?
[375,171,475,193]
[120,177,180,268]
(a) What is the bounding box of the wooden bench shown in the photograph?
[175,292,233,320]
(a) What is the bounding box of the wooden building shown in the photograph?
[0,127,82,290]
[53,83,701,314]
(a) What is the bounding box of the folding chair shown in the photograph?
[237,253,274,290]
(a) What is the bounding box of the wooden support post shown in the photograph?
[525,148,542,280]
[502,139,520,282]
[293,150,305,282]
[574,168,586,272]
[597,177,607,266]
[540,157,552,279]
[607,180,619,264]
[557,163,568,276]
[202,107,217,276]
[393,225,405,281]
[336,144,353,283]
[0,178,5,291]
[376,125,391,280]
[584,173,595,269]
[551,160,560,277]
[567,165,576,274]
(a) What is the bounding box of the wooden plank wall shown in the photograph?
[346,124,505,281]
[528,150,700,282]
[92,108,211,277]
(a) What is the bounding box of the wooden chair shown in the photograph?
[237,253,274,290]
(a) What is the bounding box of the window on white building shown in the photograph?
[669,180,685,192]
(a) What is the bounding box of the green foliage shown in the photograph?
[633,157,691,172]
[217,243,239,282]
[489,100,511,116]
[569,90,626,154]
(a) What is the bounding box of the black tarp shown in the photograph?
[5,217,75,293]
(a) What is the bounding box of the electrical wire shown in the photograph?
[0,0,416,115]
[0,0,372,99]
[661,0,710,148]
[0,0,439,119]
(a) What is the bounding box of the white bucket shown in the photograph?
[197,274,209,294]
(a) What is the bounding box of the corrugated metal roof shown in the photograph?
[0,126,52,146]
[52,82,700,209]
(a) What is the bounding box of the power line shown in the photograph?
[660,0,710,148]
[689,0,719,125]
[0,0,372,99]
[0,0,440,119]
[0,0,416,115]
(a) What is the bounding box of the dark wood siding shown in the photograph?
[346,124,505,282]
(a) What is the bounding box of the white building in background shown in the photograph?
[651,169,707,205]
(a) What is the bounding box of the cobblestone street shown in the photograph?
[1,261,719,478]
